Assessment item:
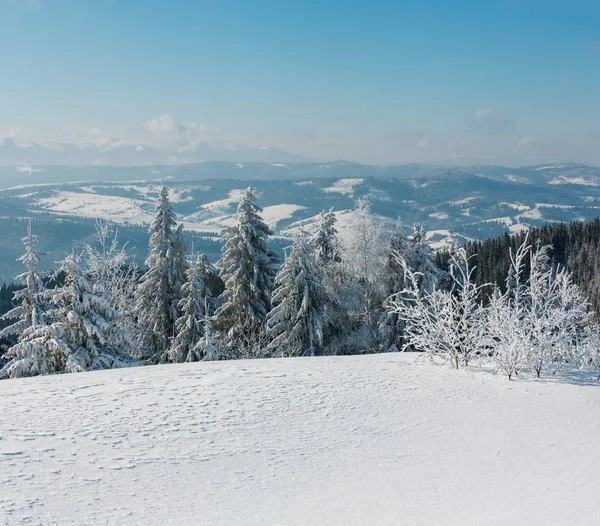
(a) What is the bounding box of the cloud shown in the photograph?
[142,114,207,148]
[466,108,515,134]
[517,136,533,149]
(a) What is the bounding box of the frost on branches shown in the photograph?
[1,254,129,379]
[313,209,340,265]
[391,247,488,368]
[487,236,594,379]
[0,220,47,343]
[81,220,139,354]
[214,187,278,351]
[266,234,324,357]
[169,253,215,363]
[135,187,188,363]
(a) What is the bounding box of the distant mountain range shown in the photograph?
[0,136,311,167]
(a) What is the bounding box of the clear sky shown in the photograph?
[1,0,600,165]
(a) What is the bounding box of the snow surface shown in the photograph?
[322,178,364,196]
[2,353,599,525]
[37,191,155,224]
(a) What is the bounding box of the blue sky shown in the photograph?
[1,0,599,165]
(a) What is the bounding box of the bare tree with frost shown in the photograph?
[391,247,488,368]
[81,220,139,354]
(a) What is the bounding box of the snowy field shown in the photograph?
[1,353,599,525]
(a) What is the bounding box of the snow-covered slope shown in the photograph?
[1,354,599,525]
[4,161,600,256]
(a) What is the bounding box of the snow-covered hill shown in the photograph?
[5,168,600,250]
[1,353,599,525]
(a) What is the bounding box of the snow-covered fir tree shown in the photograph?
[135,186,187,363]
[405,223,440,294]
[0,254,128,379]
[379,222,409,351]
[169,253,213,363]
[313,209,340,265]
[311,208,351,355]
[214,187,278,351]
[0,220,47,343]
[338,197,390,350]
[193,319,226,361]
[266,234,324,357]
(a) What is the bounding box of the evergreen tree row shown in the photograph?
[2,186,600,381]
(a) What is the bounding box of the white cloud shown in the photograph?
[517,136,533,149]
[142,114,207,149]
[143,114,179,133]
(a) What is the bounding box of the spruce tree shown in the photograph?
[135,186,187,363]
[379,222,409,351]
[169,253,213,363]
[214,187,278,349]
[266,234,324,357]
[313,209,340,265]
[1,254,125,378]
[0,220,47,342]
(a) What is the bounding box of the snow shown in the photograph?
[1,353,599,525]
[37,191,155,224]
[549,176,598,187]
[260,204,306,228]
[501,202,530,211]
[509,222,530,234]
[322,178,364,196]
[197,189,247,213]
[429,211,449,220]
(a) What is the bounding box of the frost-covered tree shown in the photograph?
[391,248,488,368]
[0,220,47,342]
[169,253,213,363]
[1,254,128,379]
[487,236,594,379]
[339,197,390,347]
[194,320,226,361]
[486,237,534,379]
[405,223,439,294]
[135,187,187,363]
[81,220,139,355]
[266,234,324,357]
[379,222,410,351]
[313,209,340,265]
[214,187,278,350]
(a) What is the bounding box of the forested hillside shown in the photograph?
[441,219,600,316]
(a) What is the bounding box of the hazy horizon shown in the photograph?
[1,0,599,167]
